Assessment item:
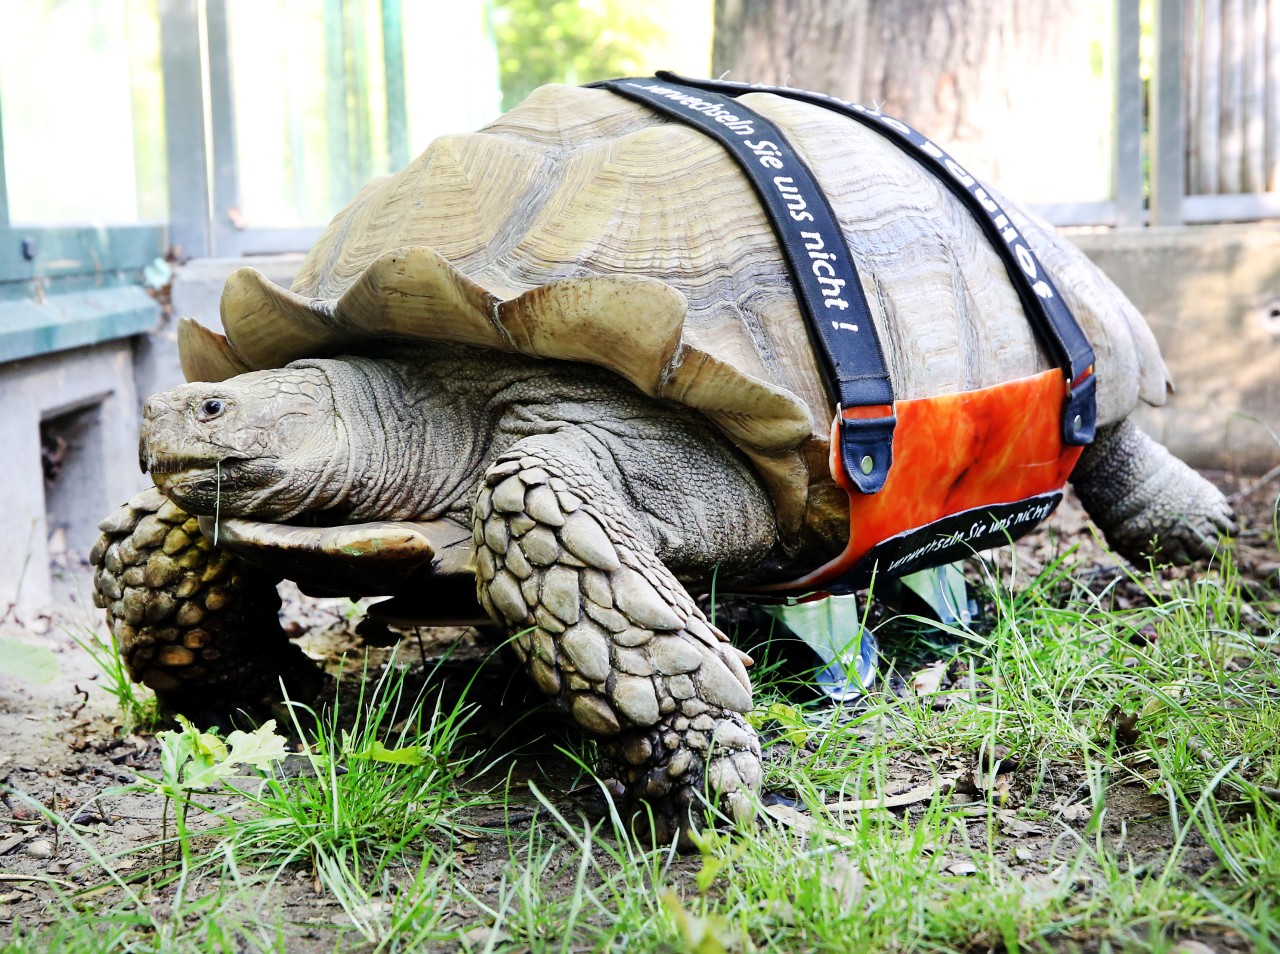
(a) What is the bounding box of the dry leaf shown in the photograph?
[1060,802,1093,823]
[821,856,865,908]
[826,776,955,813]
[764,803,857,847]
[910,662,947,696]
[998,810,1045,837]
[1168,941,1220,954]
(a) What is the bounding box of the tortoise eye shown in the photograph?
[197,398,225,421]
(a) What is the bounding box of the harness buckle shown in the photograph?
[836,405,896,494]
[1062,369,1096,446]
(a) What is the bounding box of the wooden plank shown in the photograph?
[1219,0,1245,192]
[1152,0,1189,224]
[1243,0,1268,190]
[1113,0,1144,227]
[0,226,165,285]
[1198,0,1223,194]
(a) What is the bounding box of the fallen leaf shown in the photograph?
[764,804,857,847]
[661,891,734,953]
[1104,705,1142,750]
[910,662,947,696]
[820,856,865,908]
[1169,942,1220,954]
[826,777,956,812]
[998,810,1045,838]
[1060,802,1093,823]
[458,924,511,949]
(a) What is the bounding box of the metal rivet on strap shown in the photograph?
[860,455,874,475]
[1073,414,1083,432]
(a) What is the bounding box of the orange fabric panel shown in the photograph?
[775,369,1084,593]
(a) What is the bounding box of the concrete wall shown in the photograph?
[0,340,148,618]
[0,256,303,620]
[1074,223,1280,474]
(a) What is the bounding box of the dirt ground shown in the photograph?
[1,471,1277,948]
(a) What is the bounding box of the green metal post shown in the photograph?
[346,0,372,186]
[381,0,409,170]
[0,84,9,227]
[324,0,352,210]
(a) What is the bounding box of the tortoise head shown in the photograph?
[140,366,341,520]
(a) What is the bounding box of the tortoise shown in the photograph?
[91,81,1235,837]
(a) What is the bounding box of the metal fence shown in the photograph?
[1099,0,1280,227]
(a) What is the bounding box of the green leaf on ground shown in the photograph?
[0,638,59,684]
[348,738,429,765]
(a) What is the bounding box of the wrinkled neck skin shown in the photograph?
[318,344,780,580]
[300,350,501,523]
[148,342,779,580]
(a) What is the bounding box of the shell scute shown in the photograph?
[187,82,1168,536]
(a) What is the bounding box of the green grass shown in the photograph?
[66,623,162,734]
[5,544,1279,953]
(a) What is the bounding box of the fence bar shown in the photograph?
[1028,201,1119,228]
[346,0,372,188]
[1113,0,1144,227]
[324,0,351,212]
[382,0,409,170]
[1151,0,1187,225]
[1268,0,1280,189]
[205,0,242,257]
[0,89,9,227]
[159,0,213,258]
[1243,0,1267,190]
[1197,0,1222,193]
[1183,191,1280,219]
[1220,0,1245,192]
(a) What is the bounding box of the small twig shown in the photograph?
[1187,736,1280,801]
[0,871,76,890]
[0,816,44,827]
[414,627,429,671]
[1228,462,1280,504]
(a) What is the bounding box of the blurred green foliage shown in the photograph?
[488,0,666,110]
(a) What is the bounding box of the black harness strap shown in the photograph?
[653,71,1098,446]
[595,77,896,493]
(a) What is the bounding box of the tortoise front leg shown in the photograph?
[472,436,763,843]
[91,487,325,723]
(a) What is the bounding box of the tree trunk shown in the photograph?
[712,0,1109,204]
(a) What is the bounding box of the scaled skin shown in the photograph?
[116,342,1235,837]
[140,343,782,582]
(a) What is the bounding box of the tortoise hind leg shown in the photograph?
[91,487,325,724]
[1070,419,1236,565]
[472,435,765,845]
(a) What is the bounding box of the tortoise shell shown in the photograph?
[179,82,1168,543]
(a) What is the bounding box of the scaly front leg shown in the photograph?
[472,435,763,843]
[91,487,325,724]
